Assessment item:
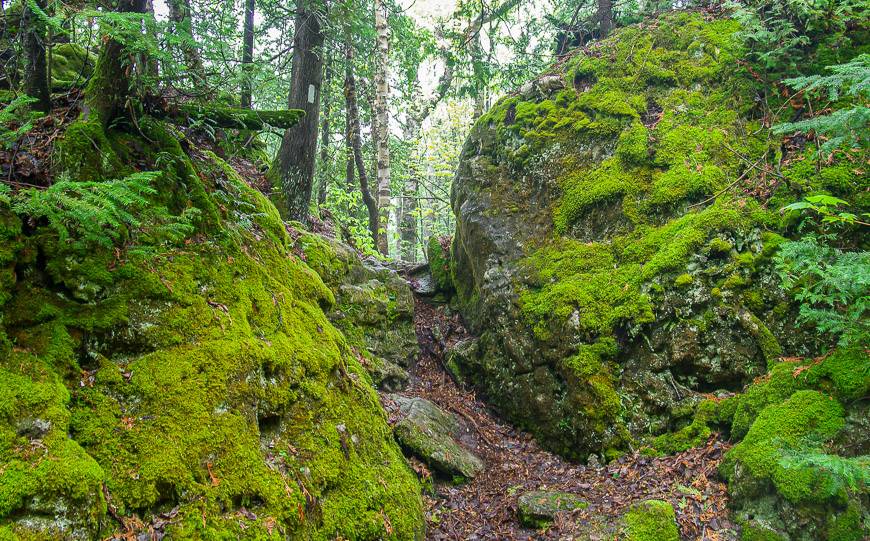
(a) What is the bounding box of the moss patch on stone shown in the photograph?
[621,499,679,541]
[1,119,424,539]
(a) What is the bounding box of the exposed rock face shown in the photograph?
[0,120,424,539]
[296,231,419,391]
[449,13,825,461]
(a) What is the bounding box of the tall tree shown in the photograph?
[86,0,149,126]
[597,0,612,37]
[240,0,255,108]
[373,0,391,255]
[344,40,379,245]
[167,0,205,85]
[268,0,326,221]
[317,54,332,205]
[22,0,51,111]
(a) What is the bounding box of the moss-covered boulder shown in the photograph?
[447,12,859,461]
[50,43,96,90]
[716,349,870,541]
[294,231,419,391]
[0,117,424,539]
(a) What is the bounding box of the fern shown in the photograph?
[10,172,159,248]
[778,446,870,501]
[775,235,869,347]
[773,54,870,152]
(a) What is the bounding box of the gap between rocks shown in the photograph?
[383,296,737,540]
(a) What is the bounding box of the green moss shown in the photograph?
[722,390,846,502]
[727,348,869,439]
[53,118,128,182]
[651,399,718,455]
[2,112,424,539]
[49,43,96,90]
[740,523,787,541]
[621,500,679,541]
[427,236,454,293]
[674,273,693,287]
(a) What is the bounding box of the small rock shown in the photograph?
[517,490,587,528]
[389,395,484,480]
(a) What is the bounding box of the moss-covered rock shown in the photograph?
[388,395,483,481]
[621,500,680,541]
[294,230,419,390]
[427,235,454,295]
[516,490,587,528]
[0,116,424,539]
[449,11,837,460]
[49,43,96,90]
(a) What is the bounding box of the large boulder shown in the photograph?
[448,12,855,461]
[0,119,424,539]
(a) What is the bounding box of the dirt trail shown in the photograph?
[395,298,736,541]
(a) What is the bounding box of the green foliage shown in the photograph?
[0,96,38,150]
[782,195,869,227]
[775,235,869,346]
[727,0,868,78]
[7,172,197,251]
[773,54,870,152]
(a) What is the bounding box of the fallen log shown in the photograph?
[174,105,305,130]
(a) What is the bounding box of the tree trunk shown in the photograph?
[240,0,255,108]
[597,0,613,38]
[22,0,51,111]
[345,43,378,247]
[373,0,390,255]
[317,54,332,206]
[167,0,206,85]
[85,0,149,126]
[267,0,325,222]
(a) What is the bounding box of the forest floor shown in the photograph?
[394,298,737,541]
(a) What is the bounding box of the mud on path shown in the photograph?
[391,298,737,541]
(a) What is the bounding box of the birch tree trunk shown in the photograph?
[373,0,391,255]
[268,0,325,222]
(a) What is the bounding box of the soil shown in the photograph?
[395,298,736,541]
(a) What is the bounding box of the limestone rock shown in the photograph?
[389,395,484,480]
[517,490,587,528]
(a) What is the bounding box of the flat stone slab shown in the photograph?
[389,395,484,480]
[517,490,588,528]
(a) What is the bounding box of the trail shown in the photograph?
[390,298,737,541]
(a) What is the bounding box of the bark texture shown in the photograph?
[22,0,51,111]
[240,0,255,108]
[597,0,613,38]
[268,0,325,222]
[373,0,391,255]
[344,43,378,247]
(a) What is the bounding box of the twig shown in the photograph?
[688,152,768,208]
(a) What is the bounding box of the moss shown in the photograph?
[621,500,679,541]
[53,118,128,182]
[49,43,96,90]
[3,113,424,539]
[674,273,693,287]
[427,236,454,293]
[726,348,869,440]
[651,399,718,455]
[740,523,787,541]
[721,390,846,502]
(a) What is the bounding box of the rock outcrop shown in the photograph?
[0,117,424,539]
[450,12,831,460]
[448,11,868,539]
